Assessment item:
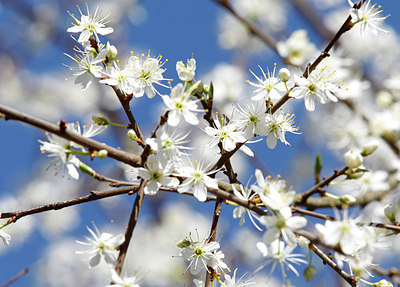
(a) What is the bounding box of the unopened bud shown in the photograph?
[346,167,366,179]
[361,140,379,157]
[177,239,191,248]
[298,236,310,249]
[127,130,138,141]
[376,91,393,108]
[384,204,396,223]
[278,68,291,82]
[106,41,118,63]
[304,265,316,281]
[79,162,95,176]
[96,149,108,159]
[92,114,110,126]
[344,149,363,169]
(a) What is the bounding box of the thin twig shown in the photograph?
[0,186,138,222]
[92,172,136,187]
[112,86,145,145]
[298,167,348,203]
[0,104,142,167]
[114,180,146,275]
[0,268,29,287]
[309,243,358,286]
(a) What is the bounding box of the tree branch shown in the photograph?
[0,268,29,287]
[0,186,138,222]
[114,180,146,275]
[0,104,142,167]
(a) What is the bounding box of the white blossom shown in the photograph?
[348,0,389,36]
[252,169,296,213]
[145,125,191,161]
[264,109,299,149]
[67,5,113,43]
[204,116,246,152]
[64,48,106,91]
[222,269,255,287]
[0,229,11,245]
[260,208,307,246]
[76,223,125,268]
[127,54,167,98]
[39,132,82,180]
[176,58,196,82]
[248,65,287,101]
[256,239,306,277]
[291,66,340,111]
[99,62,135,95]
[178,233,228,275]
[232,185,260,230]
[315,211,366,255]
[174,156,218,202]
[105,269,142,287]
[134,154,179,195]
[277,30,317,66]
[162,83,201,126]
[233,101,269,139]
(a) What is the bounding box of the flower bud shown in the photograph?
[96,149,108,159]
[361,140,379,157]
[106,41,118,63]
[344,149,363,169]
[278,68,291,82]
[304,265,316,281]
[79,162,95,176]
[384,204,396,223]
[297,236,310,249]
[177,238,191,248]
[127,130,138,141]
[346,168,365,179]
[176,58,196,82]
[92,114,110,126]
[376,91,393,108]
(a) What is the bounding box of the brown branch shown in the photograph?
[0,186,138,222]
[112,86,146,146]
[298,167,348,204]
[309,243,358,286]
[0,104,142,167]
[92,172,136,187]
[114,180,146,275]
[0,268,29,287]
[140,111,169,165]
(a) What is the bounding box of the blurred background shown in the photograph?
[0,0,399,286]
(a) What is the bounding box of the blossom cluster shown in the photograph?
[1,1,398,287]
